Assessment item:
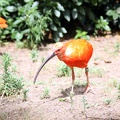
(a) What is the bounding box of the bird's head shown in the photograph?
[53,42,64,55]
[34,42,64,83]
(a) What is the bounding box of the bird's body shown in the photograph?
[34,39,93,95]
[56,39,93,68]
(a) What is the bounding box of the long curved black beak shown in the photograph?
[34,52,56,84]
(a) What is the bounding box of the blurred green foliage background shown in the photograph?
[0,0,119,48]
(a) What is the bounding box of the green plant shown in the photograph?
[118,83,120,91]
[114,42,120,55]
[106,6,120,28]
[74,79,81,87]
[89,66,105,77]
[117,83,120,99]
[82,95,89,118]
[94,16,111,34]
[41,57,45,63]
[1,0,120,46]
[0,53,24,96]
[103,99,111,105]
[0,0,19,41]
[40,87,50,99]
[108,78,118,88]
[57,62,71,77]
[74,79,86,87]
[11,0,51,49]
[59,97,66,102]
[74,29,90,40]
[30,49,39,62]
[40,1,67,42]
[23,89,29,101]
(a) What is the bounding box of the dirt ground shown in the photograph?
[0,34,120,120]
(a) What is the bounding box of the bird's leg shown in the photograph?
[71,68,75,94]
[69,68,75,104]
[84,67,95,94]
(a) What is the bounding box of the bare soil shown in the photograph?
[0,34,120,120]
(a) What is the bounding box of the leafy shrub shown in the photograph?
[0,0,119,48]
[0,0,52,48]
[11,0,52,48]
[0,53,24,96]
[40,1,67,42]
[106,3,120,28]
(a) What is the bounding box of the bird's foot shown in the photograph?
[84,85,95,95]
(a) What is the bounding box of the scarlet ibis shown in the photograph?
[34,39,93,94]
[0,17,8,28]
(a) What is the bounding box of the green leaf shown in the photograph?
[117,7,120,14]
[54,9,61,18]
[22,29,30,34]
[16,33,23,41]
[106,10,114,16]
[53,33,60,42]
[57,3,65,11]
[78,14,85,23]
[61,27,67,33]
[58,32,63,37]
[87,8,95,20]
[106,10,118,20]
[76,1,83,6]
[113,14,119,20]
[91,0,97,6]
[84,0,90,3]
[63,10,70,21]
[13,19,23,26]
[24,0,31,3]
[32,1,39,8]
[50,24,57,31]
[79,7,85,15]
[72,8,78,20]
[6,6,17,12]
[104,26,111,31]
[11,32,23,41]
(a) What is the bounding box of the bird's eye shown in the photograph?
[57,49,60,51]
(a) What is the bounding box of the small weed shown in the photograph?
[57,62,71,77]
[0,53,24,97]
[41,57,45,63]
[118,84,120,91]
[74,68,83,77]
[31,49,39,62]
[82,95,89,118]
[23,89,29,101]
[117,83,120,99]
[16,41,25,48]
[74,29,90,40]
[103,99,111,105]
[59,98,66,102]
[94,16,111,35]
[114,42,120,55]
[117,95,120,99]
[94,57,100,61]
[40,88,50,99]
[74,79,86,87]
[74,80,81,87]
[0,41,8,47]
[89,66,105,77]
[37,81,45,85]
[108,78,118,88]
